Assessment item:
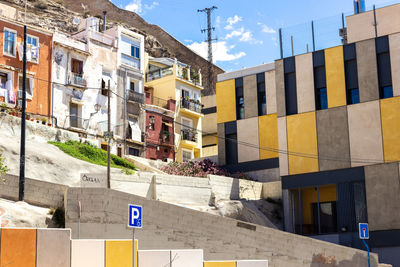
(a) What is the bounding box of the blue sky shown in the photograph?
[111,0,395,71]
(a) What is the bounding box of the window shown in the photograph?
[376,36,393,99]
[284,57,297,115]
[225,121,238,165]
[347,88,360,105]
[4,29,16,56]
[313,51,327,110]
[121,35,140,69]
[344,44,360,105]
[70,103,80,128]
[130,81,135,91]
[257,73,266,116]
[312,201,338,234]
[101,79,108,96]
[149,116,155,130]
[182,89,190,99]
[19,76,34,99]
[71,59,83,74]
[27,35,39,62]
[128,147,140,156]
[182,149,192,162]
[235,78,244,120]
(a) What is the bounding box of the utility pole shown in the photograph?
[19,1,28,201]
[107,80,111,189]
[198,6,217,95]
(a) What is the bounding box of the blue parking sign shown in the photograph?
[359,223,369,239]
[128,204,143,228]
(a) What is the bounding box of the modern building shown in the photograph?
[0,14,53,118]
[145,57,203,162]
[201,94,218,160]
[216,3,400,266]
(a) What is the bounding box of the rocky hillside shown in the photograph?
[1,0,222,95]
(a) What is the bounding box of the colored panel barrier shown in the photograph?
[380,97,400,162]
[295,53,315,113]
[325,46,347,108]
[36,229,71,267]
[71,240,105,267]
[204,261,236,267]
[106,240,133,267]
[237,260,268,267]
[138,250,170,267]
[216,79,236,123]
[389,33,400,97]
[287,112,319,175]
[170,249,203,267]
[0,228,36,267]
[278,117,288,176]
[243,75,258,119]
[237,117,260,163]
[265,71,276,115]
[258,114,278,160]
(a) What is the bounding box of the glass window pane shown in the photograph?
[351,88,360,104]
[383,86,393,99]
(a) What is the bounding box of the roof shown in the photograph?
[217,62,275,82]
[149,57,187,67]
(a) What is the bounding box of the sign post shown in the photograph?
[359,223,370,267]
[128,205,142,267]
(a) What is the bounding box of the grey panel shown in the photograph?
[217,123,226,166]
[316,106,351,171]
[243,75,258,119]
[356,39,379,102]
[275,59,286,117]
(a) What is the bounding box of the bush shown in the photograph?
[0,150,9,183]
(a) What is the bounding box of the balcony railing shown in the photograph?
[181,129,197,142]
[128,90,145,104]
[121,54,140,70]
[68,72,86,88]
[181,98,202,113]
[146,67,173,82]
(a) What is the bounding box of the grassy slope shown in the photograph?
[48,140,136,171]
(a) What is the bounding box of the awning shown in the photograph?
[162,122,173,128]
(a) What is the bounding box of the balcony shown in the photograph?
[160,130,174,145]
[146,67,173,82]
[181,129,197,143]
[68,72,86,88]
[121,54,140,70]
[177,66,202,87]
[128,90,145,104]
[181,98,202,114]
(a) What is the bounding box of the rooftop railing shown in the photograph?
[181,98,202,114]
[128,90,145,104]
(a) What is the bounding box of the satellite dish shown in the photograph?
[73,17,81,25]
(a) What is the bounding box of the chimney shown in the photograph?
[354,0,366,14]
[103,11,107,32]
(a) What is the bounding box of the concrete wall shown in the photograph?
[71,240,105,267]
[208,175,263,201]
[261,181,282,200]
[380,97,400,162]
[36,229,71,267]
[138,250,170,267]
[65,187,381,267]
[265,71,277,115]
[243,75,258,119]
[316,106,351,171]
[295,53,315,113]
[347,101,384,167]
[275,60,286,117]
[237,117,259,163]
[277,117,288,176]
[171,249,204,267]
[356,39,380,103]
[364,163,400,231]
[237,260,268,267]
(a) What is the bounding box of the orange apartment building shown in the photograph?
[0,16,52,117]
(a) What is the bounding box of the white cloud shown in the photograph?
[187,41,246,62]
[144,1,158,10]
[258,22,276,34]
[225,15,242,30]
[215,16,221,28]
[225,27,244,40]
[125,0,142,13]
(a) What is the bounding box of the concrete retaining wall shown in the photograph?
[208,175,264,201]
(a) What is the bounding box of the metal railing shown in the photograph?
[181,129,197,142]
[146,67,173,82]
[147,95,169,109]
[181,98,202,113]
[68,72,86,88]
[128,90,145,104]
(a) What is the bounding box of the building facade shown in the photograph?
[216,3,400,266]
[0,16,52,118]
[145,58,203,162]
[201,94,218,160]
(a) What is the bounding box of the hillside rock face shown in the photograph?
[2,0,222,95]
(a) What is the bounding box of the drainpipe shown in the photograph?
[103,11,107,32]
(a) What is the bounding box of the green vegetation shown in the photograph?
[48,140,137,172]
[0,149,9,183]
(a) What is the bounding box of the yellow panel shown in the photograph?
[325,46,347,108]
[105,240,138,267]
[258,114,279,159]
[380,96,400,162]
[216,79,236,123]
[204,261,236,267]
[301,185,337,225]
[287,112,319,175]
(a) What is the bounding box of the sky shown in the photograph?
[110,0,395,72]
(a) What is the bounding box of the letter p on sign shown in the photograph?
[128,204,143,228]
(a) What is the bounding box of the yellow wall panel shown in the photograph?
[217,79,236,123]
[301,185,337,225]
[380,96,400,162]
[287,112,319,175]
[105,240,138,267]
[325,46,347,108]
[259,114,279,159]
[204,261,237,267]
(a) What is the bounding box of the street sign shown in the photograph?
[359,223,369,239]
[128,204,143,228]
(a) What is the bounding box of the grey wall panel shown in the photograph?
[356,39,379,102]
[296,53,315,113]
[243,75,258,119]
[217,123,226,166]
[275,60,286,117]
[389,33,400,97]
[316,106,351,171]
[266,70,277,114]
[237,117,260,163]
[364,162,400,231]
[278,117,289,176]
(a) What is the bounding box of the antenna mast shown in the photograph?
[198,6,217,95]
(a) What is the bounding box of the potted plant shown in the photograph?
[41,118,47,125]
